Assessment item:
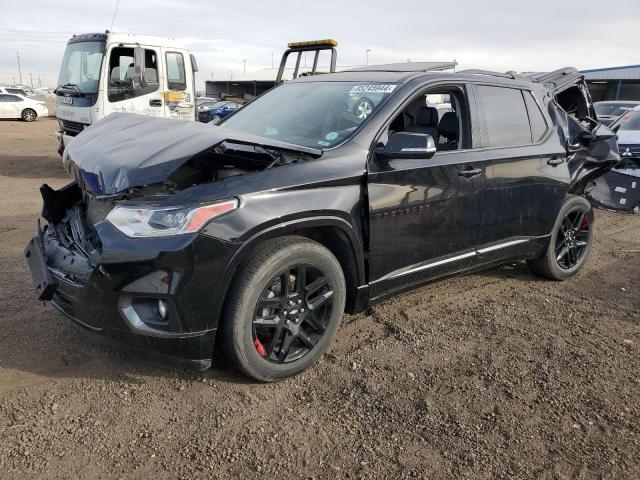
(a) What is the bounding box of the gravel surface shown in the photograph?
[1,117,639,479]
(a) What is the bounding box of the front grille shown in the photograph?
[618,144,640,158]
[60,119,87,137]
[85,195,116,227]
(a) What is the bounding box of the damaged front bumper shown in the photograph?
[24,183,237,370]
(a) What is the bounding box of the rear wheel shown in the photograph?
[22,108,37,122]
[219,236,346,381]
[527,195,594,280]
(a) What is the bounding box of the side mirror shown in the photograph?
[379,132,436,159]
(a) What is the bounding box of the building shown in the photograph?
[582,65,640,101]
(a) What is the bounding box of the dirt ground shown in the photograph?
[0,117,638,480]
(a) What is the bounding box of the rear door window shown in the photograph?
[166,52,186,91]
[476,85,532,147]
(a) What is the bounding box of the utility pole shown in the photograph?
[16,51,23,86]
[366,49,371,66]
[243,60,246,76]
[29,72,34,89]
[271,53,274,69]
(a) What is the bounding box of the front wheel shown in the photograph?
[219,236,346,381]
[527,195,594,280]
[22,108,37,122]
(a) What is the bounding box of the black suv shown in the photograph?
[25,64,619,381]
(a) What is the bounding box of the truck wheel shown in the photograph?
[219,236,346,382]
[527,195,594,280]
[22,108,37,122]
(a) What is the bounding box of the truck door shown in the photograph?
[103,44,165,118]
[160,48,196,121]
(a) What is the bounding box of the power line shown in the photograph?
[110,0,121,30]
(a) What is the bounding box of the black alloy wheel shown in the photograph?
[527,195,595,281]
[555,207,591,269]
[252,264,333,363]
[220,236,346,382]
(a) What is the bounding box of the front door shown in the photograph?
[367,84,486,298]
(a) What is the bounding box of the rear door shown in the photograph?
[0,94,8,118]
[470,84,568,260]
[161,48,196,121]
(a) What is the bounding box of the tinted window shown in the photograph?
[6,88,27,96]
[613,110,640,131]
[524,92,548,142]
[108,47,159,102]
[223,82,398,149]
[477,86,531,147]
[166,52,186,91]
[4,95,21,102]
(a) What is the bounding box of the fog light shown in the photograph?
[158,299,168,319]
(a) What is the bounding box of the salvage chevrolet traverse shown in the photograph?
[25,64,619,381]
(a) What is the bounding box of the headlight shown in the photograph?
[106,198,238,238]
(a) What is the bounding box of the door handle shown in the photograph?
[149,99,162,107]
[458,167,483,178]
[547,157,564,166]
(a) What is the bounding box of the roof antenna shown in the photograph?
[110,0,121,31]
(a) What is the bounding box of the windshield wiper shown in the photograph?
[55,83,85,96]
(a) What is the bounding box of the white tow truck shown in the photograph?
[54,31,198,154]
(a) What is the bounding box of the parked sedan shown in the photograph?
[198,100,240,123]
[594,100,640,126]
[0,93,48,121]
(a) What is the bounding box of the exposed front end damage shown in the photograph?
[25,113,322,368]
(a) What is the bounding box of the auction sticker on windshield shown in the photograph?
[349,84,397,94]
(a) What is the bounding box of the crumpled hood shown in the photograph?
[63,113,320,195]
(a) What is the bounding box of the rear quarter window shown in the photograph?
[524,92,548,142]
[476,85,532,148]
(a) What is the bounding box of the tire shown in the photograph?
[219,236,346,382]
[527,195,594,280]
[353,98,373,119]
[22,108,37,122]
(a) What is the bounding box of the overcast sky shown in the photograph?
[1,0,638,89]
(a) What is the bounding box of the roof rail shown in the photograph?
[524,67,578,83]
[458,69,524,80]
[345,61,457,73]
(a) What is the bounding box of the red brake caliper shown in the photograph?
[254,338,267,357]
[580,215,590,230]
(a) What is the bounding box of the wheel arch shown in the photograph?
[214,216,367,332]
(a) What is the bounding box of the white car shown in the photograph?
[0,93,48,121]
[0,86,29,96]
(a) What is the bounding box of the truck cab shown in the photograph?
[55,32,198,153]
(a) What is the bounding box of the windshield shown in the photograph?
[221,81,397,149]
[612,109,640,131]
[57,41,106,94]
[595,102,638,117]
